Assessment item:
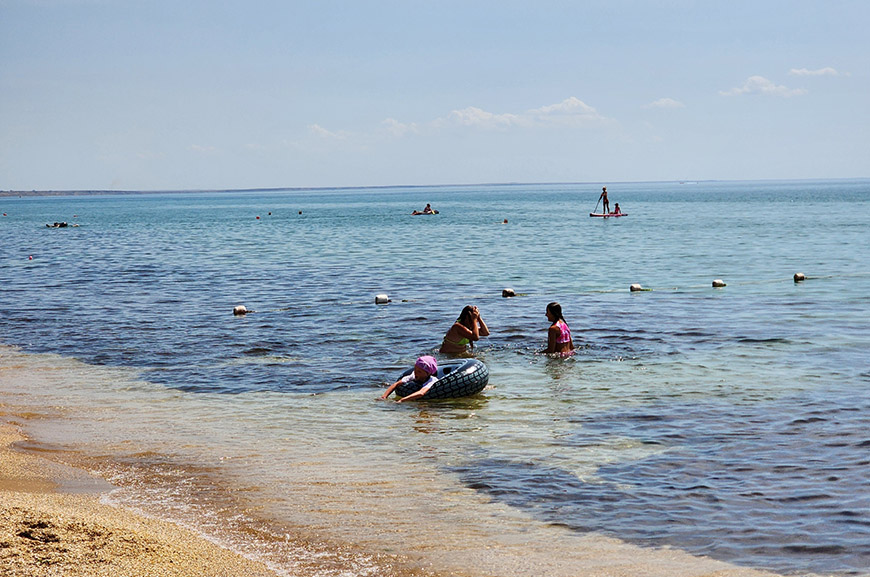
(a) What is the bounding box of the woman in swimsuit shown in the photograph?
[545,301,575,355]
[599,187,610,214]
[440,305,489,354]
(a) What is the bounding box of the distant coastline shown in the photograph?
[0,181,674,198]
[2,177,868,198]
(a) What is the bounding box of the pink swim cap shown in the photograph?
[415,355,438,375]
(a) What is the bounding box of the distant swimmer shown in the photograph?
[412,203,439,215]
[599,187,610,214]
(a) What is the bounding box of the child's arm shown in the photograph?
[380,378,404,400]
[396,380,436,403]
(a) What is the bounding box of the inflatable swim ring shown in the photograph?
[395,358,489,399]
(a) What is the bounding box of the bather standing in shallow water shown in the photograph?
[440,305,489,354]
[545,301,575,355]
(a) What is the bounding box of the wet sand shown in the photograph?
[0,420,278,577]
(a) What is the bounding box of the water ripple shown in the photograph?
[453,386,870,575]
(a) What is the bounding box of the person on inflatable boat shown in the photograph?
[381,355,439,402]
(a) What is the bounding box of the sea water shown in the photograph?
[1,180,869,576]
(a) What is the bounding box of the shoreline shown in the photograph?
[0,344,791,577]
[0,417,279,577]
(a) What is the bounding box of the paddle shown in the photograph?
[593,197,601,215]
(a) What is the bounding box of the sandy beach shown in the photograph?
[0,418,278,577]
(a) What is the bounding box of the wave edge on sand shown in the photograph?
[0,418,278,577]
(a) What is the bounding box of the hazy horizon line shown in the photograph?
[2,176,867,198]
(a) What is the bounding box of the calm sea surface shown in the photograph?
[1,180,869,576]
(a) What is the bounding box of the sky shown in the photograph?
[1,0,867,191]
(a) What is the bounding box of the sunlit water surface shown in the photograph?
[1,180,869,576]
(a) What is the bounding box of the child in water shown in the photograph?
[381,355,439,402]
[545,302,575,355]
[440,305,489,354]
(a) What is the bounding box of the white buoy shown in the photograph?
[502,288,516,298]
[375,294,390,304]
[712,279,726,288]
[794,272,806,282]
[630,283,644,292]
[233,305,248,315]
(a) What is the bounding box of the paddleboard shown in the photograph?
[589,213,628,218]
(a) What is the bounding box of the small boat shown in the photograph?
[589,212,628,218]
[394,358,489,399]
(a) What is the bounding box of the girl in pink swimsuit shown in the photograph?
[545,302,575,355]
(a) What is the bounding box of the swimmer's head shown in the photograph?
[414,355,438,376]
[458,305,476,325]
[546,301,566,322]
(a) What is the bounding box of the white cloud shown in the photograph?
[720,75,807,97]
[308,124,348,140]
[190,144,217,154]
[446,106,519,129]
[527,97,605,125]
[643,98,685,109]
[308,97,608,149]
[438,97,605,130]
[789,67,840,77]
[382,118,419,138]
[530,97,598,116]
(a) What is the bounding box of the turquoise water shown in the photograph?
[1,180,869,576]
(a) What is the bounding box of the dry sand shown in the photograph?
[0,420,279,577]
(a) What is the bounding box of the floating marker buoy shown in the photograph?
[28,255,33,260]
[712,279,726,288]
[794,272,806,282]
[630,283,644,292]
[256,216,260,220]
[233,305,249,315]
[502,288,516,298]
[375,294,390,304]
